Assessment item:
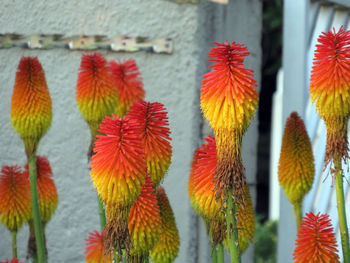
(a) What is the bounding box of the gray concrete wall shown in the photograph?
[0,1,261,262]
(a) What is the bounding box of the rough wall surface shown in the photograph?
[0,1,199,262]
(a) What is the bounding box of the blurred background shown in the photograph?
[1,0,350,262]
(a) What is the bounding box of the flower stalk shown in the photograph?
[226,188,241,263]
[293,202,302,230]
[334,158,350,263]
[28,153,46,263]
[98,196,106,229]
[11,231,17,259]
[216,243,224,263]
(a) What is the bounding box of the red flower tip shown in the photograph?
[85,229,113,263]
[293,212,339,263]
[91,115,146,207]
[0,165,31,231]
[0,259,22,263]
[127,101,172,186]
[110,59,145,117]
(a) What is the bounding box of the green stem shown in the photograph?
[211,244,218,263]
[98,196,106,229]
[334,158,350,263]
[217,243,224,263]
[28,154,46,263]
[226,188,241,263]
[143,256,149,263]
[114,247,120,263]
[11,231,17,259]
[293,202,302,230]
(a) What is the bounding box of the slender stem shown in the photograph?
[143,256,149,263]
[334,158,350,263]
[98,196,106,229]
[217,243,224,263]
[293,202,302,230]
[211,244,218,263]
[226,188,241,263]
[11,231,17,259]
[114,248,119,263]
[28,154,46,263]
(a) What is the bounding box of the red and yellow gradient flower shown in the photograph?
[24,156,58,223]
[76,52,118,151]
[293,212,339,262]
[110,59,145,117]
[128,176,162,261]
[188,148,201,215]
[90,115,146,251]
[278,112,314,205]
[150,187,179,263]
[85,229,113,263]
[200,41,258,203]
[127,101,172,186]
[0,165,31,231]
[310,27,350,163]
[188,136,255,250]
[10,57,52,157]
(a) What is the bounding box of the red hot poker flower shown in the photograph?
[310,27,350,163]
[76,52,118,154]
[11,57,52,157]
[85,229,113,263]
[293,212,339,263]
[0,165,31,231]
[110,59,145,117]
[127,101,172,186]
[128,176,162,262]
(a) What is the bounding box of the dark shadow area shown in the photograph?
[256,0,282,222]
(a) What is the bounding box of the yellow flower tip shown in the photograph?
[278,112,315,205]
[10,57,52,156]
[0,165,31,231]
[200,41,258,132]
[24,156,58,223]
[76,52,118,135]
[128,176,162,256]
[150,187,179,263]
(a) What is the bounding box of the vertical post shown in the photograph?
[278,0,309,262]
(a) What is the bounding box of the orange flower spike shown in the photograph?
[10,57,52,157]
[24,156,58,223]
[150,187,179,263]
[278,112,315,205]
[110,59,145,117]
[0,165,31,231]
[293,212,339,263]
[85,230,113,263]
[128,176,162,261]
[310,27,350,163]
[76,52,118,139]
[201,41,258,132]
[90,115,146,206]
[127,101,172,186]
